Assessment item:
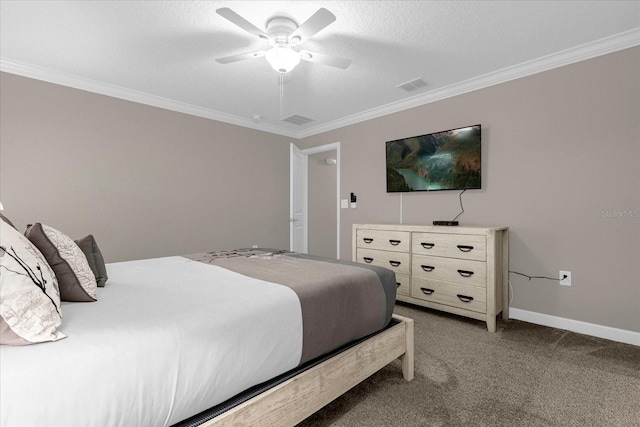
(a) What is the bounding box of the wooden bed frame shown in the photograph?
[201,314,414,426]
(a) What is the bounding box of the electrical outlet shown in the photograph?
[559,270,571,286]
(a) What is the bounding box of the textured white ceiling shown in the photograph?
[1,1,639,138]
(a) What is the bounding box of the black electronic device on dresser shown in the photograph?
[433,220,459,226]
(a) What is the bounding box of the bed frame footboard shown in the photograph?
[201,314,414,426]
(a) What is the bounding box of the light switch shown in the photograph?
[341,199,348,209]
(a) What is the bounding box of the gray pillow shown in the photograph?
[74,235,108,287]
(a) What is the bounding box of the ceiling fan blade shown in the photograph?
[215,50,265,64]
[289,8,336,43]
[299,50,351,69]
[216,8,269,39]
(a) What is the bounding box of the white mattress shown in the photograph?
[0,256,303,427]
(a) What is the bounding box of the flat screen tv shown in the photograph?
[386,124,481,192]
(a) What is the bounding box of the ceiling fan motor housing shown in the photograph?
[266,17,300,47]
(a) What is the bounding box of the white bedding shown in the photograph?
[0,256,303,427]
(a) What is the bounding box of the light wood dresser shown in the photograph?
[352,224,509,332]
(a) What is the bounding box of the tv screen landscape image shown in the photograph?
[386,124,481,192]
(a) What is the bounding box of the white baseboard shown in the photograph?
[509,308,640,347]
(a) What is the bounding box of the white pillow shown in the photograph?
[0,220,65,345]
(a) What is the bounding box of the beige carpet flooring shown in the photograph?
[298,302,640,427]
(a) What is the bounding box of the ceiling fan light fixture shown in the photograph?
[265,46,300,73]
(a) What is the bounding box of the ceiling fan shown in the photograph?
[215,7,351,73]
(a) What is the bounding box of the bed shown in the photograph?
[0,242,414,427]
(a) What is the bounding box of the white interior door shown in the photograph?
[290,143,308,253]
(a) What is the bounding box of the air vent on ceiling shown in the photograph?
[282,115,315,125]
[396,77,428,92]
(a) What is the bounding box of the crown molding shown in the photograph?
[2,28,638,140]
[0,59,299,138]
[297,28,640,138]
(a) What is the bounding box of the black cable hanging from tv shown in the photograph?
[452,189,466,222]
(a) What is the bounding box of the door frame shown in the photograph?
[290,142,341,259]
[289,143,308,253]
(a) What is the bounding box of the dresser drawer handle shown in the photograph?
[396,282,401,288]
[457,294,474,303]
[457,269,474,277]
[420,265,435,272]
[363,257,373,263]
[363,238,373,244]
[389,239,401,246]
[420,287,435,295]
[457,245,474,252]
[420,242,435,249]
[389,261,401,267]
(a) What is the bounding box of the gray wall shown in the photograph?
[0,73,294,262]
[298,47,640,333]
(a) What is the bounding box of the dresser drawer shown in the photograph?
[395,273,410,296]
[412,232,486,261]
[356,229,410,252]
[412,254,486,287]
[411,277,487,314]
[356,248,410,275]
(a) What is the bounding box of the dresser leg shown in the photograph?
[487,317,496,333]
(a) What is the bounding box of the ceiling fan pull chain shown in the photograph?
[279,72,284,120]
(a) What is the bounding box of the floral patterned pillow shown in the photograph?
[25,223,97,302]
[0,220,65,345]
